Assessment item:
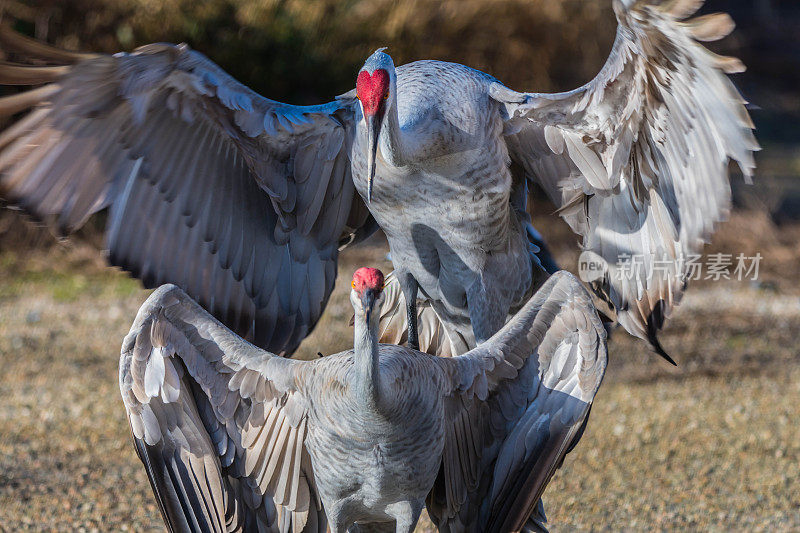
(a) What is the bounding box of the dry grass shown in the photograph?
[1,210,799,531]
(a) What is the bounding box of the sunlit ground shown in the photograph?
[0,210,799,531]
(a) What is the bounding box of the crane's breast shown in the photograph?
[302,352,446,508]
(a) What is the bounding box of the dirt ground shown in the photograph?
[0,210,799,531]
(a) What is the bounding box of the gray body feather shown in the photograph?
[352,60,540,351]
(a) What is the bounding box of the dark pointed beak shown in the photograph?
[365,114,382,204]
[361,288,377,322]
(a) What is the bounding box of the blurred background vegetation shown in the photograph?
[1,0,796,121]
[0,0,797,246]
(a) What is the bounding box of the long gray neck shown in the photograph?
[353,308,382,410]
[379,82,409,167]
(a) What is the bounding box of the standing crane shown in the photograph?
[120,268,607,532]
[0,0,756,360]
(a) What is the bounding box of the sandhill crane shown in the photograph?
[120,268,606,532]
[0,0,756,360]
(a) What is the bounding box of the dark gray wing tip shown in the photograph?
[646,300,677,366]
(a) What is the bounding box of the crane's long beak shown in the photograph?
[365,114,382,204]
[361,288,377,323]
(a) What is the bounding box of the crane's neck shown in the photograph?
[353,306,383,411]
[379,83,410,167]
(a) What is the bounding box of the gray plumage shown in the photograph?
[0,0,756,360]
[120,270,607,532]
[353,0,757,358]
[493,0,759,357]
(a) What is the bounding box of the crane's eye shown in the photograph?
[383,90,389,100]
[351,280,356,289]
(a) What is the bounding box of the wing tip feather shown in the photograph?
[645,301,677,366]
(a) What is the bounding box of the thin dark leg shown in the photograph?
[406,296,419,351]
[401,273,420,351]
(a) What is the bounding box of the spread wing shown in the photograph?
[119,284,325,532]
[0,28,372,354]
[429,271,608,532]
[493,0,758,360]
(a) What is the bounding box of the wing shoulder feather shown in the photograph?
[0,30,371,354]
[493,0,758,358]
[119,284,325,532]
[429,272,607,530]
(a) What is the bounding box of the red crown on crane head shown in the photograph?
[351,267,385,294]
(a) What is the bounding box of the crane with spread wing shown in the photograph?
[0,0,755,361]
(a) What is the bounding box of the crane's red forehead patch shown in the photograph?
[351,267,385,293]
[356,69,390,116]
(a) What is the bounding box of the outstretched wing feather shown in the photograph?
[119,285,326,532]
[429,272,607,531]
[494,0,757,356]
[0,34,373,354]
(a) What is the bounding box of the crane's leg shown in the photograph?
[525,222,559,275]
[399,272,420,351]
